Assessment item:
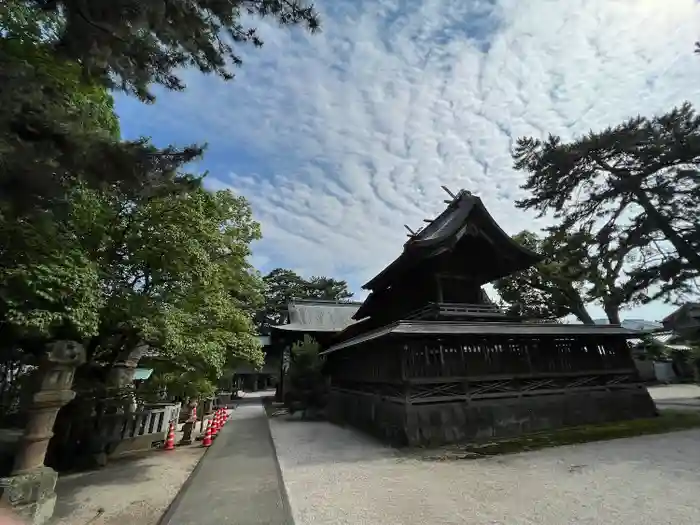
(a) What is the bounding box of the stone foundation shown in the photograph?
[327,386,658,447]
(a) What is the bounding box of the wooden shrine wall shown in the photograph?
[325,333,658,447]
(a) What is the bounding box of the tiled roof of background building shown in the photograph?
[272,299,362,333]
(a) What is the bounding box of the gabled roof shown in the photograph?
[362,189,543,292]
[662,303,700,326]
[271,299,363,333]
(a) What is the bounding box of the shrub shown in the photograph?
[284,335,327,418]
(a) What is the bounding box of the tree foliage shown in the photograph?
[0,0,203,210]
[1,0,320,208]
[514,102,700,308]
[493,230,594,324]
[1,180,265,382]
[93,186,265,374]
[285,335,326,417]
[0,0,319,398]
[25,0,320,102]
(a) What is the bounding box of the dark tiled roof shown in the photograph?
[272,299,362,333]
[662,302,700,325]
[362,189,543,292]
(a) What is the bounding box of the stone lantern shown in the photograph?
[0,341,86,525]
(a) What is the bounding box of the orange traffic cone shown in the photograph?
[164,421,176,451]
[201,420,212,447]
[211,411,220,437]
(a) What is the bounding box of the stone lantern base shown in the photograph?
[1,340,86,525]
[0,467,58,525]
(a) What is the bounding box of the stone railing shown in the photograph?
[97,403,180,457]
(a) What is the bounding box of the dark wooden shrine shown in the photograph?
[322,189,657,447]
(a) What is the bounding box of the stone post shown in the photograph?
[0,340,85,525]
[179,400,198,446]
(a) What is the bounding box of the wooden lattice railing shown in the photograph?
[404,302,506,321]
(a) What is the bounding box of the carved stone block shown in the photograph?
[0,467,58,525]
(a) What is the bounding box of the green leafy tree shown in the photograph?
[307,276,354,302]
[639,334,668,361]
[83,186,265,378]
[514,102,700,306]
[285,335,326,417]
[0,0,202,210]
[0,198,104,347]
[2,179,265,380]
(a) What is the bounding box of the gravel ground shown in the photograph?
[270,415,700,525]
[50,438,206,525]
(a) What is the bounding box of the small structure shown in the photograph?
[322,189,657,447]
[270,299,362,401]
[662,303,700,341]
[233,336,280,392]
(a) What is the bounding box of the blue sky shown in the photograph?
[115,0,700,323]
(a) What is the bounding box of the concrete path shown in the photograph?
[161,393,293,525]
[648,384,700,410]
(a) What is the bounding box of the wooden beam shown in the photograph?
[441,185,457,199]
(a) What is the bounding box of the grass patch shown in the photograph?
[421,410,700,460]
[261,396,288,418]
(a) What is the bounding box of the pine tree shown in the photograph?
[514,102,700,306]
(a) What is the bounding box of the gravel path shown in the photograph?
[270,416,700,525]
[51,446,205,525]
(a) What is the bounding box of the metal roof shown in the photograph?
[321,320,639,355]
[272,300,362,333]
[133,368,154,381]
[628,332,693,350]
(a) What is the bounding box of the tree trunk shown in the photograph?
[573,306,595,325]
[561,284,595,324]
[604,303,621,325]
[633,189,700,270]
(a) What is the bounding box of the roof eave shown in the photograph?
[322,320,639,355]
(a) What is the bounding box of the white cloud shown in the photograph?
[160,0,700,320]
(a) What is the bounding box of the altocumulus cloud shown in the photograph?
[116,0,700,316]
